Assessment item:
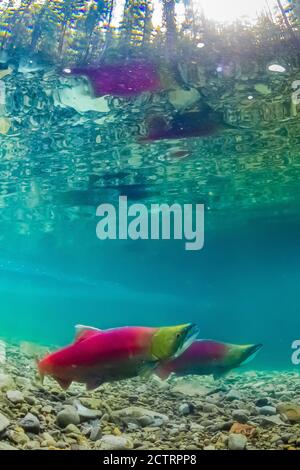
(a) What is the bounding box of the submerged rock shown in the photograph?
[0,373,14,391]
[8,428,29,445]
[6,390,24,404]
[172,382,210,397]
[56,406,80,428]
[204,445,216,450]
[260,415,288,427]
[258,406,277,416]
[255,398,271,407]
[0,442,18,450]
[232,410,249,424]
[277,403,300,423]
[228,433,247,450]
[73,400,102,421]
[226,390,242,401]
[178,403,193,416]
[63,424,81,435]
[230,422,256,437]
[95,434,134,450]
[112,407,169,428]
[202,403,219,413]
[89,421,102,442]
[0,413,10,433]
[19,413,41,434]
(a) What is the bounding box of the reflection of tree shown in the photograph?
[120,0,153,47]
[56,1,86,55]
[163,0,177,49]
[30,0,51,51]
[0,0,13,51]
[276,0,300,47]
[0,0,298,63]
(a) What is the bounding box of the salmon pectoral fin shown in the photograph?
[86,379,103,391]
[154,365,172,381]
[138,361,159,380]
[213,369,229,381]
[54,377,72,390]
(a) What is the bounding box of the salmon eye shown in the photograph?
[176,333,181,339]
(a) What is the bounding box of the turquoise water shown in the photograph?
[0,1,299,374]
[0,207,299,370]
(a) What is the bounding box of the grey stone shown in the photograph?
[255,398,271,407]
[228,433,247,450]
[281,433,294,444]
[221,421,235,431]
[6,390,24,404]
[73,400,102,421]
[56,406,80,428]
[90,422,102,442]
[127,422,139,432]
[201,419,213,428]
[112,406,168,428]
[137,415,153,427]
[95,435,133,450]
[226,390,242,401]
[178,403,192,416]
[19,413,41,434]
[202,403,218,413]
[260,415,288,426]
[0,413,10,433]
[258,406,277,416]
[25,395,37,405]
[64,424,81,435]
[0,373,14,391]
[232,410,249,424]
[190,422,205,431]
[0,442,18,450]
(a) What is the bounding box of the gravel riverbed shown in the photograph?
[0,341,300,451]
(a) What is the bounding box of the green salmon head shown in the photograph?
[225,343,263,368]
[151,323,199,361]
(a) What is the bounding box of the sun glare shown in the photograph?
[192,0,277,24]
[111,0,278,29]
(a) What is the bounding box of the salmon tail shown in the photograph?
[154,364,173,381]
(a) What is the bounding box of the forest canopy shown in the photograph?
[0,1,299,65]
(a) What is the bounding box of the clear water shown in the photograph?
[0,0,299,375]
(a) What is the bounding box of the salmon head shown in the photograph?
[223,343,263,368]
[150,323,199,361]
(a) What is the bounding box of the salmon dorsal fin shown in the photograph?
[74,324,102,343]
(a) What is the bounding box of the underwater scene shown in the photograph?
[0,0,299,452]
